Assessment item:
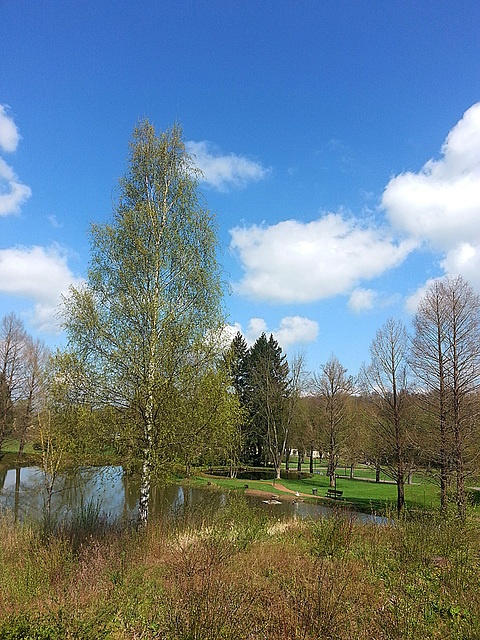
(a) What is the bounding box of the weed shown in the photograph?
[1,503,480,638]
[305,507,356,559]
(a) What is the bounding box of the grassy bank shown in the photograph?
[1,494,480,639]
[191,469,446,514]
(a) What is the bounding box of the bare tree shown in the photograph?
[444,276,480,517]
[0,313,26,449]
[362,318,410,513]
[411,279,452,508]
[313,355,353,488]
[411,276,480,518]
[15,337,48,458]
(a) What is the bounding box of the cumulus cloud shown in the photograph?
[440,242,480,287]
[383,102,480,291]
[186,140,269,191]
[230,214,416,303]
[383,103,480,249]
[0,105,20,152]
[227,316,318,350]
[245,318,268,343]
[0,105,31,216]
[273,316,319,348]
[348,288,377,312]
[0,245,84,332]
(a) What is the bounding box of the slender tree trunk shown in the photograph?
[395,409,405,512]
[455,425,466,520]
[309,447,314,474]
[297,452,302,472]
[350,463,354,479]
[14,466,20,523]
[329,427,336,488]
[329,464,335,488]
[0,415,7,453]
[139,453,151,525]
[123,472,129,521]
[407,459,413,485]
[139,408,153,525]
[44,471,55,520]
[397,474,405,513]
[285,448,291,472]
[375,459,381,483]
[452,304,466,520]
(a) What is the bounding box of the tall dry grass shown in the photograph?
[1,496,480,639]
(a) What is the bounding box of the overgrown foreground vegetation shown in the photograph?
[1,495,480,640]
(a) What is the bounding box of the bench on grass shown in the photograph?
[326,489,343,500]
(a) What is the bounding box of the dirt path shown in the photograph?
[243,480,328,502]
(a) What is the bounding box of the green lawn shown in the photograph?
[2,440,478,516]
[0,438,37,455]
[192,469,450,514]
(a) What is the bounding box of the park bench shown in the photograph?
[326,489,343,500]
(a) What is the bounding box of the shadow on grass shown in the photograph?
[340,495,393,515]
[466,488,480,508]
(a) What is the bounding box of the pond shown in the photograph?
[0,462,385,525]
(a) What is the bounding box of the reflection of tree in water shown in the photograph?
[14,467,20,522]
[122,471,140,515]
[1,463,371,524]
[59,466,125,518]
[0,466,44,521]
[0,465,7,491]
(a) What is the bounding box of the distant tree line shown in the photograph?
[218,274,480,520]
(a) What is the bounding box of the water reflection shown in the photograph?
[0,463,384,525]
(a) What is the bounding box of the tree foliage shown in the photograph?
[228,332,304,478]
[61,120,228,523]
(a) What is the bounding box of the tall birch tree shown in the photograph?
[62,121,225,524]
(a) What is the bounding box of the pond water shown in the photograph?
[0,462,384,525]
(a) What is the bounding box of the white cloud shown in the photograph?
[382,102,480,292]
[0,106,31,216]
[383,102,480,247]
[440,243,480,290]
[0,245,84,332]
[186,140,269,191]
[273,316,319,348]
[220,322,243,349]
[245,318,267,344]
[0,105,20,152]
[348,288,377,312]
[404,278,443,314]
[0,167,32,216]
[230,214,416,303]
[229,316,318,350]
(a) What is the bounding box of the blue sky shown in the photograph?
[1,1,480,378]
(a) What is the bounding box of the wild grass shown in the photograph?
[1,495,480,639]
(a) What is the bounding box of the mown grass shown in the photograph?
[1,494,480,639]
[0,439,37,456]
[192,469,444,514]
